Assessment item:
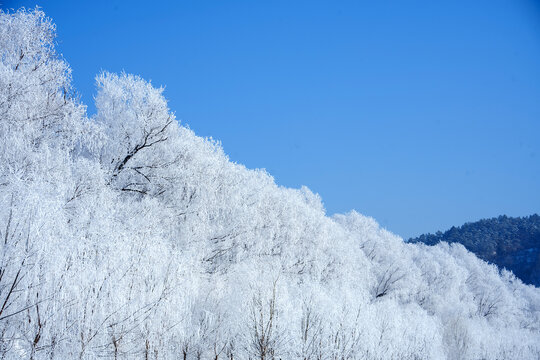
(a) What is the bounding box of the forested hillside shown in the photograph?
[1,9,539,360]
[409,215,540,286]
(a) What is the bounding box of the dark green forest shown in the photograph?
[409,215,540,286]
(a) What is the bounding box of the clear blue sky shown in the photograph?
[3,0,540,238]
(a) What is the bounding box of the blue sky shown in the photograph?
[4,0,540,238]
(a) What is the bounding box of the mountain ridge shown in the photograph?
[409,214,540,286]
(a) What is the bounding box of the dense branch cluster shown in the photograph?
[0,9,539,360]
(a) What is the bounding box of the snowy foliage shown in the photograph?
[1,8,539,360]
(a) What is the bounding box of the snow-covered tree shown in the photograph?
[0,7,539,360]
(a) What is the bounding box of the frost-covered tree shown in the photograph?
[0,7,539,360]
[95,72,184,198]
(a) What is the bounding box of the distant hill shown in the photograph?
[409,215,540,286]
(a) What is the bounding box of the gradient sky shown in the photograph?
[3,0,540,238]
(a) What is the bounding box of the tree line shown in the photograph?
[0,8,539,360]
